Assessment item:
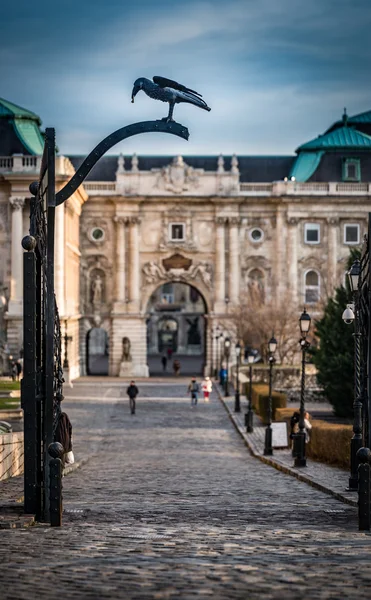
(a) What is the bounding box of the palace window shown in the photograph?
[169,223,185,241]
[304,270,320,304]
[344,224,360,245]
[343,158,361,182]
[304,223,320,244]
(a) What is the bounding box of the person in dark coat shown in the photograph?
[54,411,73,466]
[126,381,139,414]
[16,361,22,380]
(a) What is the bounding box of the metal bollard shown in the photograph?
[357,447,371,531]
[48,442,64,527]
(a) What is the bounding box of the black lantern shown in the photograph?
[299,308,311,337]
[348,259,361,294]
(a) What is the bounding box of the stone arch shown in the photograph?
[86,326,110,375]
[145,281,208,376]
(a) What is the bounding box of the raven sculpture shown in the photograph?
[131,76,211,122]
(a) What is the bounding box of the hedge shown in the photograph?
[275,408,352,470]
[244,382,287,424]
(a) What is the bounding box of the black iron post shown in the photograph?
[245,354,254,433]
[357,447,371,530]
[293,309,311,467]
[264,336,277,456]
[63,320,73,370]
[48,442,64,527]
[219,333,224,383]
[224,337,231,396]
[234,342,241,412]
[215,333,220,380]
[347,259,363,490]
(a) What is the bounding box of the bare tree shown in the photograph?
[227,290,305,365]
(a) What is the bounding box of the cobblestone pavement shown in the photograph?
[222,394,358,507]
[1,382,371,599]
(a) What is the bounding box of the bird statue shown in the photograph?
[131,76,211,122]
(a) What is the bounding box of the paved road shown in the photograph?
[1,381,371,599]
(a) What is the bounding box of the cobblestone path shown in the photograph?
[1,382,371,599]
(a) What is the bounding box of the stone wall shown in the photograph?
[0,431,23,481]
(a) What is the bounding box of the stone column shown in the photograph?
[287,218,299,305]
[275,208,286,304]
[54,204,65,316]
[129,217,140,310]
[327,218,338,296]
[9,197,25,314]
[215,217,226,310]
[114,217,126,307]
[228,217,240,304]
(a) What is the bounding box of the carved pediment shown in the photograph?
[155,156,199,194]
[162,254,192,271]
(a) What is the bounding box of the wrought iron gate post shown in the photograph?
[22,119,189,525]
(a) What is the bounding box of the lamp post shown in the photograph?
[63,320,73,370]
[264,335,277,456]
[219,332,224,383]
[234,341,241,412]
[214,325,220,379]
[245,352,255,432]
[224,336,231,396]
[293,309,311,467]
[346,258,363,490]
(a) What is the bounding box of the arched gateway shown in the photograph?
[146,282,207,376]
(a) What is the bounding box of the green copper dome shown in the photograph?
[0,97,44,155]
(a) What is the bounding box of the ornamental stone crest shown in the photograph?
[155,156,199,194]
[142,258,212,288]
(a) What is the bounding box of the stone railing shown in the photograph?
[0,431,24,481]
[83,182,117,194]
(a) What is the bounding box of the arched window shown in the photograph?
[305,270,320,304]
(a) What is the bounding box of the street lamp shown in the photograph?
[346,258,363,490]
[264,335,277,456]
[234,341,241,412]
[224,336,231,396]
[219,332,224,383]
[293,309,311,467]
[214,325,220,379]
[245,352,255,432]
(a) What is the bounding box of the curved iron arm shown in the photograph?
[56,120,189,205]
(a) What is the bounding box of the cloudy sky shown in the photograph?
[1,0,370,156]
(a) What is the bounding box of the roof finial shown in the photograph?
[342,107,348,126]
[116,153,125,174]
[131,153,139,172]
[231,154,239,174]
[217,153,224,173]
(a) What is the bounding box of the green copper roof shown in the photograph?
[297,127,371,152]
[289,151,324,182]
[348,110,371,124]
[0,97,41,125]
[0,97,44,155]
[13,118,44,155]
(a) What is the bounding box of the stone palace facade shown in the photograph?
[1,97,371,377]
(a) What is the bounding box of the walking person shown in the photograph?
[304,411,312,443]
[188,377,200,406]
[16,360,22,381]
[11,362,17,382]
[167,347,173,361]
[201,376,212,402]
[126,380,139,415]
[161,353,167,372]
[173,359,181,376]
